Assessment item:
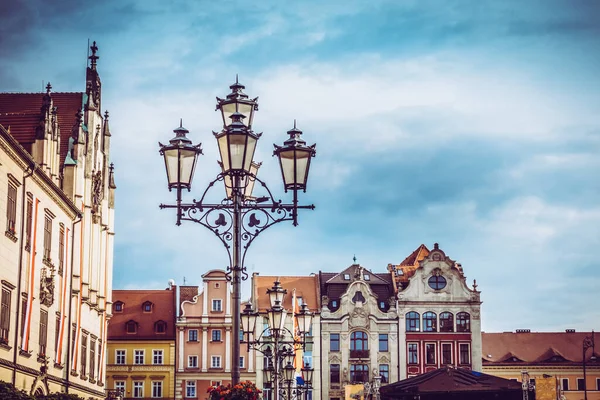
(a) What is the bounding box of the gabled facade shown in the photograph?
[176,270,254,399]
[0,41,115,399]
[107,287,177,399]
[319,263,398,400]
[389,243,482,379]
[251,274,322,400]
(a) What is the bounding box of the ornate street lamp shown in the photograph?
[583,331,596,400]
[240,281,313,400]
[159,79,316,385]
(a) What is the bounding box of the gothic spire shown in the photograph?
[89,41,99,70]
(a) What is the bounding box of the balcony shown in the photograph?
[349,349,369,359]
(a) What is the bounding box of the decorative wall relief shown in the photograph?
[39,268,55,307]
[349,306,369,328]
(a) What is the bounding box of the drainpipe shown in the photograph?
[65,213,82,393]
[12,162,35,386]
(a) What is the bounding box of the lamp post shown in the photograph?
[159,79,316,385]
[583,331,595,400]
[240,280,314,400]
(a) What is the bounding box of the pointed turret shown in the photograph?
[85,41,102,112]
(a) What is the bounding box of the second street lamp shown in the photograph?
[159,79,316,385]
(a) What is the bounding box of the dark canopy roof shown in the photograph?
[380,366,523,400]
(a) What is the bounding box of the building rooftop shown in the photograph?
[252,275,320,313]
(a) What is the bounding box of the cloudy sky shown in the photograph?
[2,0,599,332]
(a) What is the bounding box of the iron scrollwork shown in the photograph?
[160,172,314,282]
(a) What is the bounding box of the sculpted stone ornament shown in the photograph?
[91,170,103,219]
[39,268,55,307]
[349,306,369,328]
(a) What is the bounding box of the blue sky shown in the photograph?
[2,0,599,332]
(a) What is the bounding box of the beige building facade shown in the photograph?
[0,41,115,399]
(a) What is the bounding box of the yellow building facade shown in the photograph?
[107,288,177,399]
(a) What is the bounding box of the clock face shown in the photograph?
[428,275,447,290]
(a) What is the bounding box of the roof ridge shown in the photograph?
[0,91,83,95]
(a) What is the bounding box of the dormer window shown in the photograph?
[155,320,167,334]
[126,320,137,334]
[343,274,350,280]
[142,301,153,313]
[114,301,124,312]
[330,299,339,311]
[364,274,370,281]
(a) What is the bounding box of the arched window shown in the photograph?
[350,364,369,383]
[456,312,471,332]
[155,320,167,334]
[423,312,437,332]
[142,301,153,312]
[126,320,137,334]
[406,312,420,332]
[439,312,454,332]
[350,331,368,351]
[114,301,124,312]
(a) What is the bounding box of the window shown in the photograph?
[43,214,52,261]
[364,274,370,281]
[80,333,87,377]
[143,301,153,312]
[212,299,222,311]
[456,312,471,332]
[54,315,60,354]
[0,287,11,343]
[6,181,17,236]
[115,381,125,394]
[134,349,145,365]
[188,355,198,368]
[212,329,222,342]
[25,196,32,249]
[330,333,340,351]
[89,338,96,380]
[597,378,600,391]
[134,381,144,398]
[343,274,350,280]
[350,331,368,351]
[153,350,164,365]
[379,364,389,383]
[330,364,340,384]
[116,350,126,365]
[239,356,245,368]
[58,225,65,275]
[379,301,387,311]
[97,339,102,384]
[114,302,123,312]
[577,378,585,391]
[442,343,452,365]
[153,321,167,334]
[439,312,454,332]
[428,275,447,290]
[561,378,569,391]
[211,381,222,387]
[406,312,420,332]
[459,343,470,365]
[152,381,163,398]
[330,299,339,311]
[423,312,437,332]
[39,309,48,357]
[408,343,418,364]
[350,364,369,383]
[426,343,436,364]
[126,320,137,334]
[262,383,273,400]
[186,380,196,398]
[211,355,221,368]
[379,334,388,352]
[188,329,198,342]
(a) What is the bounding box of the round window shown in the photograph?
[428,275,447,290]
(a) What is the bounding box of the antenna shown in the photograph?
[183,276,187,285]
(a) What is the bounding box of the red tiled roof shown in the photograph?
[108,289,176,340]
[389,244,430,285]
[253,275,320,313]
[482,331,599,364]
[0,92,84,166]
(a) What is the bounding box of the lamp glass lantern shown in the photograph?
[241,303,258,340]
[301,365,314,385]
[263,365,274,384]
[159,123,202,191]
[214,115,261,174]
[220,161,262,200]
[283,362,295,383]
[273,123,316,192]
[217,79,258,129]
[267,280,287,308]
[268,302,287,333]
[296,303,313,335]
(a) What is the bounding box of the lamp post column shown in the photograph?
[232,175,242,385]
